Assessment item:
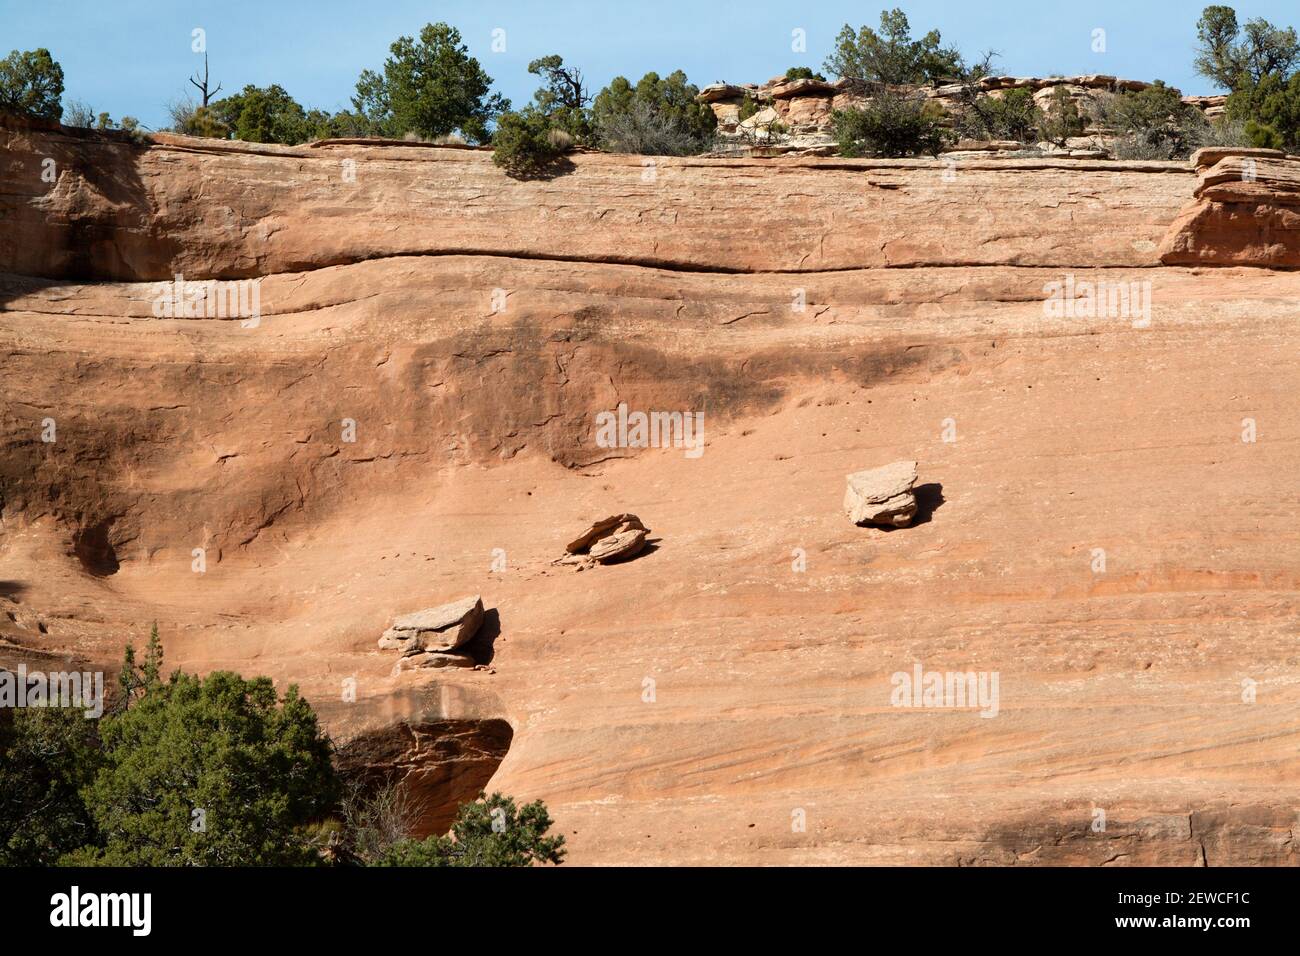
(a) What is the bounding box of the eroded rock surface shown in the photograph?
[1160,148,1300,268]
[2,116,1298,865]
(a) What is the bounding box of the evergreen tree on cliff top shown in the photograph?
[1194,5,1300,91]
[352,22,509,143]
[0,48,64,119]
[824,9,963,88]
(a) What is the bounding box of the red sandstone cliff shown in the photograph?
[2,115,1298,864]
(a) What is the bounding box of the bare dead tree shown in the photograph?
[189,52,222,107]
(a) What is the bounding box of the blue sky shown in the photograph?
[4,1,1296,129]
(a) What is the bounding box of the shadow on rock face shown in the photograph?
[875,482,945,532]
[463,608,501,666]
[502,155,577,183]
[71,519,120,576]
[912,483,946,526]
[335,717,515,839]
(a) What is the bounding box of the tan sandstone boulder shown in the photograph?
[563,514,649,565]
[378,595,484,654]
[844,461,919,528]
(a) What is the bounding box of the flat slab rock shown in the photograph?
[391,651,476,675]
[561,514,649,566]
[844,460,919,528]
[377,594,484,654]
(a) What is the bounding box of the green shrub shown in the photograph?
[737,92,764,122]
[784,66,826,82]
[1092,81,1205,159]
[824,9,962,87]
[0,706,102,865]
[70,642,338,865]
[374,792,565,867]
[165,98,231,138]
[0,48,64,119]
[1226,70,1300,149]
[492,107,568,178]
[1242,119,1284,148]
[957,87,1042,143]
[212,84,302,143]
[352,22,509,143]
[832,90,951,157]
[1038,85,1086,146]
[592,70,716,154]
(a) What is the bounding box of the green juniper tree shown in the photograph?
[0,47,64,119]
[824,9,962,88]
[352,22,509,143]
[69,635,338,866]
[1194,5,1300,91]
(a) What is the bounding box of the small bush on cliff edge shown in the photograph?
[956,86,1043,143]
[492,107,570,178]
[1038,85,1086,147]
[784,66,826,82]
[832,89,951,157]
[1091,81,1207,159]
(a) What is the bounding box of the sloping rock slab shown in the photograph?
[844,460,919,528]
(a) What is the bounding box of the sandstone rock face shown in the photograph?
[0,116,1192,286]
[333,716,513,838]
[380,596,484,653]
[1160,150,1300,268]
[844,461,919,527]
[3,116,1299,865]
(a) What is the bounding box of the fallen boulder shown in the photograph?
[378,595,484,654]
[561,514,649,566]
[844,460,919,528]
